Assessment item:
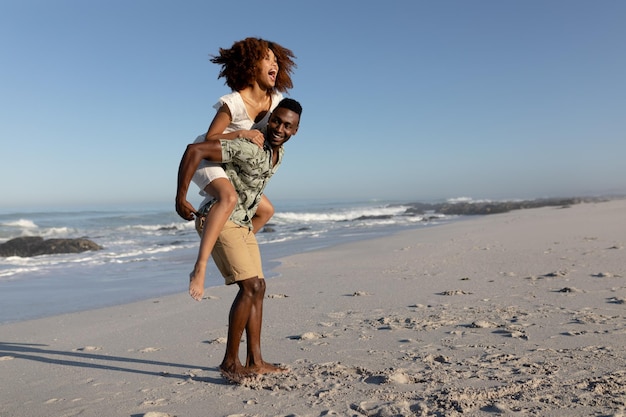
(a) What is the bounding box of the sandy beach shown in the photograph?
[1,199,625,417]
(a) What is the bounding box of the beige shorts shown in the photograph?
[211,221,264,285]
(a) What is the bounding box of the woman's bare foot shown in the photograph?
[219,363,257,384]
[189,268,205,301]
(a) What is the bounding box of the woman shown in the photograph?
[188,38,296,301]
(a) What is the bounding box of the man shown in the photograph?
[175,98,302,383]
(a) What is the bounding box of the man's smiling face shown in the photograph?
[266,107,299,148]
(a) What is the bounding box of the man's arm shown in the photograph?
[175,140,224,220]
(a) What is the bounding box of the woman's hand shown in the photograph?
[237,129,264,148]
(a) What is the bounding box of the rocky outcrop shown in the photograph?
[402,197,602,216]
[0,236,103,257]
[434,198,585,215]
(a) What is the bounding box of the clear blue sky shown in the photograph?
[1,1,625,209]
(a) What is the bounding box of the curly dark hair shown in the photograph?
[210,37,296,93]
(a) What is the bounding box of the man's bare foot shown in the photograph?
[189,270,205,301]
[219,363,257,384]
[247,361,289,375]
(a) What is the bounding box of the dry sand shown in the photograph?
[1,199,625,417]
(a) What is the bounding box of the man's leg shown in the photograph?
[244,277,265,367]
[220,276,263,382]
[244,277,288,375]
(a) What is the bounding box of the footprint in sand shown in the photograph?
[140,398,168,407]
[291,332,324,340]
[203,295,219,300]
[470,320,498,329]
[138,347,162,353]
[557,287,582,293]
[423,354,450,364]
[74,346,102,352]
[563,330,588,336]
[384,369,412,384]
[355,400,415,416]
[44,398,63,404]
[495,329,528,339]
[141,411,173,417]
[592,272,621,278]
[267,293,288,298]
[439,290,473,296]
[205,337,227,344]
[543,270,569,278]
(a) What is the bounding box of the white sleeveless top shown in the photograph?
[215,90,284,133]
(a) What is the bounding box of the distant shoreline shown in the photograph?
[401,195,622,216]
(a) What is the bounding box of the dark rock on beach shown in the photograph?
[434,198,584,215]
[402,197,605,216]
[0,236,103,257]
[355,214,394,220]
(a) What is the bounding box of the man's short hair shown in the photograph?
[275,98,302,116]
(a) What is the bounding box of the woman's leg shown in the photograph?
[189,178,237,300]
[251,195,275,234]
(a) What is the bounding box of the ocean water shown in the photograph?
[0,199,458,324]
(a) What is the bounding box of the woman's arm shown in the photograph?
[205,104,264,147]
[205,105,239,140]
